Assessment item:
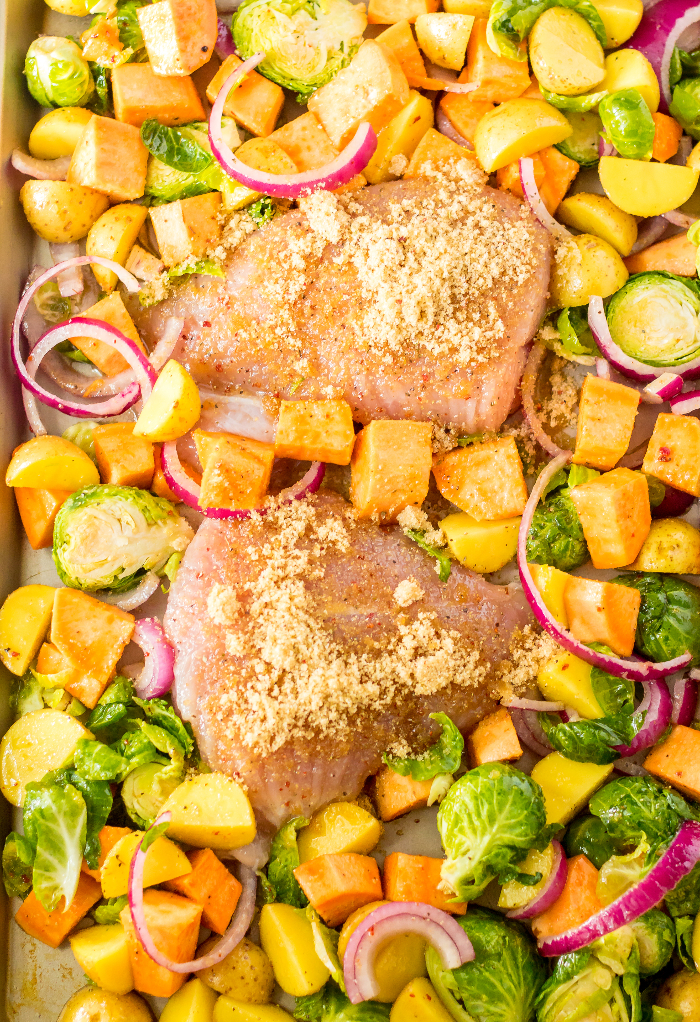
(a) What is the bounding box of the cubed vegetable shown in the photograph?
[308,40,410,150]
[125,244,165,282]
[28,107,93,160]
[592,0,643,47]
[644,725,700,801]
[82,825,133,881]
[652,111,683,162]
[259,903,330,996]
[602,48,659,112]
[137,0,217,76]
[572,375,639,470]
[86,204,150,293]
[368,0,439,23]
[432,436,528,521]
[349,419,432,520]
[0,709,92,807]
[270,113,338,171]
[563,576,641,656]
[160,979,217,1022]
[474,98,572,172]
[537,145,580,214]
[194,430,275,511]
[70,924,134,995]
[459,18,531,102]
[199,936,275,1002]
[569,467,651,568]
[529,7,605,96]
[149,191,222,267]
[404,127,476,175]
[438,93,494,145]
[274,399,355,465]
[213,1002,294,1022]
[160,772,257,849]
[67,115,149,202]
[628,518,700,574]
[120,890,202,997]
[206,55,285,138]
[467,708,522,766]
[383,853,467,914]
[0,583,56,677]
[19,180,109,244]
[624,233,697,276]
[221,138,297,211]
[599,156,698,217]
[439,511,520,573]
[152,444,201,502]
[6,436,99,491]
[538,651,604,718]
[529,563,569,626]
[165,848,242,935]
[550,232,629,308]
[391,978,458,1022]
[134,360,201,442]
[72,292,146,375]
[298,803,382,862]
[339,900,427,1001]
[112,63,205,127]
[294,853,383,927]
[415,13,473,71]
[532,854,602,939]
[531,752,614,825]
[444,0,490,11]
[557,192,638,257]
[642,413,700,496]
[376,19,438,88]
[371,765,433,820]
[363,90,434,183]
[16,873,102,948]
[15,487,71,551]
[93,423,155,489]
[57,988,154,1022]
[101,831,191,898]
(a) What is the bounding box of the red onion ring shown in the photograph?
[435,106,473,149]
[519,158,572,243]
[12,149,70,180]
[131,617,175,699]
[97,572,161,612]
[672,674,699,723]
[589,295,700,382]
[629,0,700,111]
[504,698,566,711]
[642,373,684,403]
[509,707,554,758]
[663,209,698,227]
[209,54,377,198]
[149,317,184,371]
[128,812,257,971]
[521,343,570,457]
[670,388,700,412]
[596,357,612,380]
[630,216,669,254]
[614,679,673,755]
[343,902,475,1004]
[539,820,700,954]
[507,841,567,920]
[518,453,692,680]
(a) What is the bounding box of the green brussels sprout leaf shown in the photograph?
[537,710,642,765]
[542,87,607,112]
[629,909,675,977]
[599,89,656,161]
[564,815,621,869]
[293,981,390,1022]
[383,712,463,781]
[612,572,700,666]
[266,816,309,907]
[2,832,34,898]
[671,76,700,139]
[24,782,87,911]
[589,775,698,862]
[93,894,129,924]
[25,36,94,108]
[607,272,700,368]
[406,529,452,581]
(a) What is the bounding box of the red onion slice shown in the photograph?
[215,16,238,58]
[505,698,566,711]
[614,679,673,755]
[672,674,698,724]
[507,841,567,920]
[670,388,700,413]
[509,707,554,758]
[663,209,698,228]
[436,107,473,149]
[629,0,700,111]
[599,138,618,158]
[519,158,572,243]
[209,54,377,198]
[630,216,669,254]
[97,572,161,612]
[131,617,175,699]
[12,149,70,180]
[149,317,184,371]
[129,812,257,971]
[521,343,570,457]
[642,373,684,403]
[518,453,693,680]
[539,820,700,954]
[343,902,475,1004]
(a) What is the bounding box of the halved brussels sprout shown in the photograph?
[25,37,94,109]
[606,271,700,367]
[670,75,700,139]
[122,761,182,828]
[232,0,367,101]
[142,119,240,203]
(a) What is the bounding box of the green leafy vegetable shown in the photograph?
[535,941,640,1022]
[538,710,642,765]
[555,110,603,167]
[671,76,700,139]
[11,672,46,717]
[599,89,655,160]
[629,910,675,977]
[525,489,588,571]
[590,659,635,717]
[33,280,71,325]
[294,981,390,1022]
[93,894,129,924]
[542,88,607,112]
[266,817,309,907]
[606,271,700,369]
[564,815,621,869]
[133,697,194,756]
[145,155,223,204]
[26,783,87,911]
[141,817,170,853]
[248,196,280,227]
[115,0,147,51]
[62,422,98,463]
[25,36,94,107]
[674,916,695,972]
[88,62,112,115]
[122,760,182,828]
[383,713,463,780]
[589,775,698,861]
[597,840,650,906]
[140,119,214,174]
[665,860,700,918]
[74,739,127,782]
[2,833,34,898]
[643,475,666,509]
[406,529,452,581]
[612,573,700,666]
[308,907,345,989]
[168,258,225,279]
[487,0,606,60]
[556,306,599,357]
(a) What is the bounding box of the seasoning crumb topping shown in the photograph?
[393,577,425,608]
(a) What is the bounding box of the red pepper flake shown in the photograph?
[658,446,672,462]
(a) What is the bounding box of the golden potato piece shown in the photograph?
[199,936,275,1002]
[627,518,700,574]
[29,107,93,160]
[0,710,92,807]
[557,192,638,257]
[550,233,628,309]
[19,180,109,243]
[57,986,153,1022]
[86,203,149,292]
[529,8,605,96]
[474,98,572,173]
[161,772,256,849]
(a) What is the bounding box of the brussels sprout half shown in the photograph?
[606,272,700,368]
[25,37,94,109]
[671,75,700,139]
[613,572,700,666]
[232,0,367,101]
[122,761,182,828]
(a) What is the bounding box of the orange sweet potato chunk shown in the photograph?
[270,113,338,171]
[121,890,202,997]
[644,725,700,800]
[275,399,355,465]
[72,292,146,377]
[36,641,86,695]
[569,467,651,569]
[112,62,205,127]
[625,234,697,277]
[294,853,383,927]
[642,412,700,497]
[15,487,71,550]
[368,0,439,24]
[349,419,432,519]
[573,375,640,471]
[497,152,545,199]
[532,855,601,940]
[371,765,433,821]
[652,112,683,162]
[458,19,530,102]
[165,848,242,935]
[82,826,133,881]
[404,127,477,176]
[149,192,222,268]
[194,429,275,511]
[206,54,284,138]
[15,873,102,948]
[376,20,446,89]
[539,146,579,214]
[432,436,528,521]
[137,0,217,77]
[440,93,495,145]
[68,115,148,202]
[467,708,522,767]
[383,853,467,914]
[93,422,155,489]
[563,577,641,657]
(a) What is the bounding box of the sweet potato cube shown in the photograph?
[538,146,579,215]
[294,853,383,927]
[206,54,284,138]
[349,419,432,520]
[652,112,683,162]
[569,467,651,569]
[275,400,355,465]
[149,192,222,268]
[563,577,641,657]
[497,152,545,199]
[36,641,86,696]
[112,62,205,127]
[15,487,71,550]
[50,588,135,708]
[644,725,700,801]
[125,244,165,282]
[532,855,601,940]
[194,430,275,511]
[573,374,640,471]
[72,292,145,378]
[368,0,439,24]
[93,422,155,489]
[82,826,133,882]
[432,436,528,521]
[121,890,202,997]
[165,848,242,935]
[439,92,494,144]
[137,0,217,77]
[152,444,201,502]
[625,234,697,277]
[371,765,433,820]
[68,115,148,202]
[383,853,467,914]
[642,412,700,497]
[467,708,522,767]
[458,19,530,102]
[308,40,409,150]
[270,112,339,171]
[376,20,433,87]
[15,873,102,948]
[221,137,297,211]
[404,126,477,176]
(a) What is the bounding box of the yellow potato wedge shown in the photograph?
[198,936,275,1002]
[101,831,192,899]
[297,803,382,862]
[599,156,699,216]
[0,584,56,676]
[529,8,605,96]
[0,709,92,807]
[557,192,638,257]
[592,0,643,48]
[474,98,572,173]
[69,924,134,995]
[86,204,150,292]
[550,232,629,308]
[29,107,93,160]
[415,13,474,71]
[6,436,100,490]
[133,359,202,442]
[364,90,434,184]
[20,180,109,244]
[601,48,660,112]
[627,518,700,573]
[161,772,256,849]
[160,980,217,1022]
[440,512,520,573]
